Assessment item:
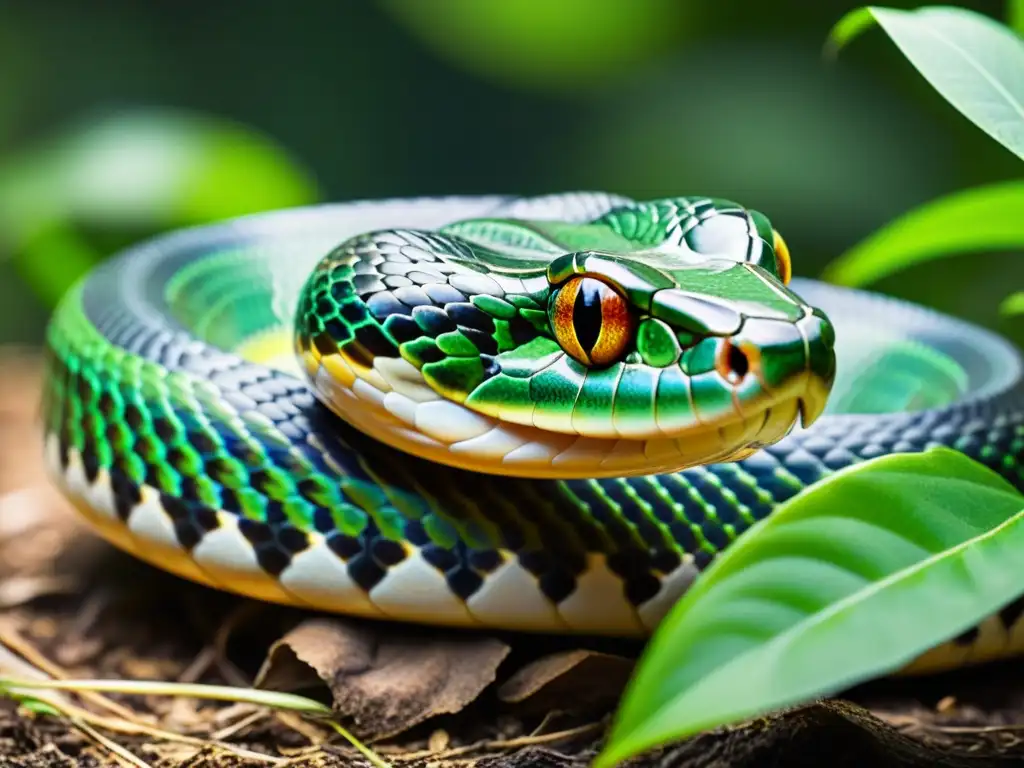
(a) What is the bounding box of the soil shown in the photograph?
[2,346,1024,768]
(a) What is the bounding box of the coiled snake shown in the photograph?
[40,192,1024,674]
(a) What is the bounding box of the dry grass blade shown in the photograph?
[69,715,152,768]
[0,643,290,764]
[273,711,332,746]
[0,622,143,722]
[209,709,270,741]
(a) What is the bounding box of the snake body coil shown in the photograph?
[41,193,1024,674]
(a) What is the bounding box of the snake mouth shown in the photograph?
[798,398,813,429]
[798,396,822,429]
[699,396,804,466]
[307,347,812,480]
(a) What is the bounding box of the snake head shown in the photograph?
[295,196,836,479]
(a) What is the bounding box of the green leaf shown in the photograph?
[822,181,1024,286]
[1001,291,1024,315]
[597,448,1024,766]
[0,108,319,306]
[1010,0,1024,35]
[827,6,1024,161]
[0,108,318,236]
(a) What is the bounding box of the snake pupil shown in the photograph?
[572,279,605,353]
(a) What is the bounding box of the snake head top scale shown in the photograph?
[293,197,837,478]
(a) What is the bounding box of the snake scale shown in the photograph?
[40,192,1024,674]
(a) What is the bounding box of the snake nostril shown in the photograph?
[717,340,750,385]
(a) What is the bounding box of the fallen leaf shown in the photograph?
[254,617,511,740]
[498,650,635,716]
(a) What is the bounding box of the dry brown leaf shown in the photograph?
[497,650,635,715]
[254,617,511,740]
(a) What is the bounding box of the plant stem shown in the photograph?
[0,676,393,767]
[0,677,332,715]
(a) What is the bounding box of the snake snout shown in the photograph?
[725,306,836,436]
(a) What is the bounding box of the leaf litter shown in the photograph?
[1,348,1024,766]
[254,617,511,741]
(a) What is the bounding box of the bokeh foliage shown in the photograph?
[0,110,318,308]
[0,0,1019,346]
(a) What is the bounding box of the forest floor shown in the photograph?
[2,346,1024,768]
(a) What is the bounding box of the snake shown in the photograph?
[39,192,1024,675]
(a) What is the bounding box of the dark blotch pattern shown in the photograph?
[294,229,547,395]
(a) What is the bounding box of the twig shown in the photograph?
[928,724,1024,734]
[274,710,332,746]
[528,711,565,738]
[209,709,268,741]
[69,715,152,768]
[67,589,113,638]
[177,645,218,685]
[0,676,391,767]
[176,601,253,688]
[74,707,283,763]
[212,602,262,688]
[390,721,603,762]
[0,664,287,764]
[484,721,603,749]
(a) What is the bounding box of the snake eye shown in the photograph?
[772,229,792,285]
[550,276,634,366]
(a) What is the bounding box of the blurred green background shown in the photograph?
[0,0,1020,348]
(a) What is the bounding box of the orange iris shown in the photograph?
[551,276,634,367]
